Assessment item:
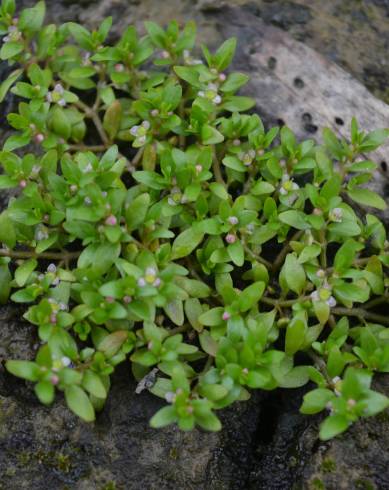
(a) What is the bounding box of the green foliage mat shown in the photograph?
[0,0,388,440]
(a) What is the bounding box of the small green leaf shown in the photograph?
[35,381,55,405]
[171,227,204,260]
[319,414,349,440]
[348,187,387,210]
[150,405,177,428]
[82,370,107,399]
[6,360,40,381]
[15,259,37,287]
[279,210,309,230]
[300,388,334,414]
[65,385,95,422]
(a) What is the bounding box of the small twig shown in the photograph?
[308,350,333,385]
[0,248,80,261]
[326,257,372,274]
[243,243,273,269]
[319,229,327,268]
[212,146,227,187]
[131,147,145,167]
[260,296,310,308]
[271,230,304,273]
[363,294,389,310]
[68,144,108,152]
[331,307,389,326]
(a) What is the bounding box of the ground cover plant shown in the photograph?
[0,0,389,440]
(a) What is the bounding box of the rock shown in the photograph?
[0,310,262,490]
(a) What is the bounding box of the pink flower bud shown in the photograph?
[222,311,230,321]
[150,109,159,117]
[153,278,161,288]
[195,164,203,173]
[105,215,117,226]
[50,374,59,385]
[114,63,124,72]
[105,296,115,304]
[219,73,226,82]
[123,295,132,304]
[19,179,27,188]
[225,233,236,244]
[50,313,57,324]
[34,133,44,144]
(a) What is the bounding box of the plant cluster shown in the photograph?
[0,1,388,440]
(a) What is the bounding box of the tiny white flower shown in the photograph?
[84,196,92,205]
[47,263,57,273]
[130,126,139,136]
[165,391,175,403]
[330,207,343,222]
[54,83,64,94]
[327,296,337,307]
[57,98,66,107]
[137,135,146,145]
[228,216,239,225]
[213,95,222,104]
[61,356,71,367]
[138,277,146,287]
[145,267,156,277]
[197,90,205,97]
[142,120,151,130]
[83,162,93,173]
[310,290,320,302]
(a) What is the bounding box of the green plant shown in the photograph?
[0,1,388,440]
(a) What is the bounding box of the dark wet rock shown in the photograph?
[260,1,312,29]
[0,307,262,489]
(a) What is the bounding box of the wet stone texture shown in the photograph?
[1,1,389,489]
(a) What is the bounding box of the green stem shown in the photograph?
[260,296,310,308]
[271,230,304,273]
[243,243,273,269]
[212,146,226,187]
[68,144,108,152]
[0,248,80,261]
[331,307,389,326]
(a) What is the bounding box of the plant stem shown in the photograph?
[243,243,273,269]
[75,100,109,145]
[363,293,389,310]
[308,350,333,385]
[319,229,327,268]
[68,144,108,152]
[326,257,372,274]
[260,296,309,308]
[131,147,145,167]
[271,230,304,273]
[331,307,389,326]
[0,248,80,261]
[212,146,226,187]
